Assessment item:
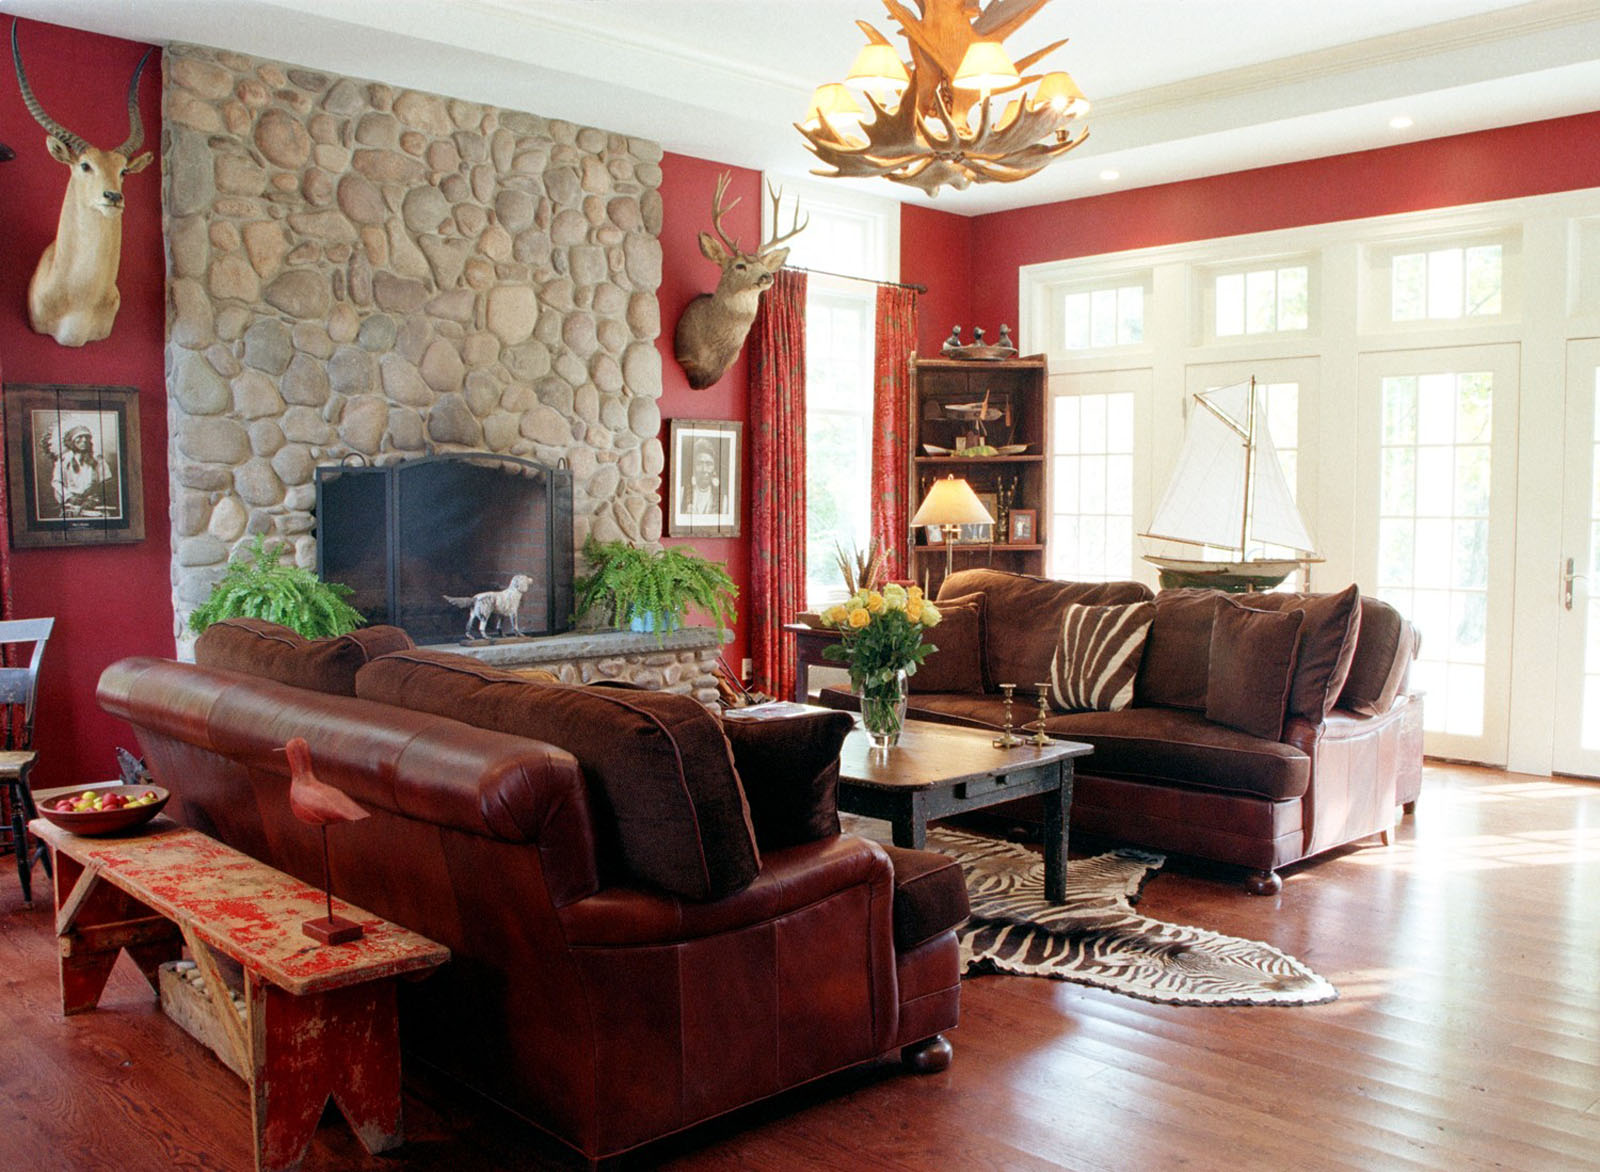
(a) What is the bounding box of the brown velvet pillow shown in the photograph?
[1205,597,1303,740]
[1049,600,1157,712]
[1338,596,1415,716]
[1133,588,1220,710]
[194,617,414,696]
[909,592,986,694]
[1233,584,1361,721]
[721,709,855,850]
[356,649,760,901]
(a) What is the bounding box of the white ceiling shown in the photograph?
[9,0,1600,215]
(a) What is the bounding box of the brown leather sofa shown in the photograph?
[822,568,1423,894]
[98,624,969,1165]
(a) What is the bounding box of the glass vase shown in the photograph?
[860,670,909,749]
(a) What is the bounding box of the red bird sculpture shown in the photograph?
[285,736,369,825]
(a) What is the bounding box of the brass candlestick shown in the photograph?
[1030,683,1052,746]
[992,683,1021,748]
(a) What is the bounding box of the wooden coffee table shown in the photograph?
[836,720,1092,903]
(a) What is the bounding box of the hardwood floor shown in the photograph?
[2,762,1597,1170]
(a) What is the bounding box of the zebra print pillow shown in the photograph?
[1049,600,1158,712]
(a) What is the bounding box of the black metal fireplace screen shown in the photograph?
[315,454,573,644]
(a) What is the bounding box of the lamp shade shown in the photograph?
[846,42,910,98]
[803,82,865,135]
[952,40,1019,91]
[1032,71,1089,117]
[911,475,995,526]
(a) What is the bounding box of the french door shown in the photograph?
[1552,340,1600,776]
[1355,345,1519,765]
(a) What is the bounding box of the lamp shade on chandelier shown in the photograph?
[797,0,1091,196]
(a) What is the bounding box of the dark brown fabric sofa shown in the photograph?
[98,626,968,1164]
[822,568,1423,894]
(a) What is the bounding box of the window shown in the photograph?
[1049,390,1134,581]
[1377,371,1494,736]
[1391,244,1502,321]
[1213,264,1309,336]
[1063,284,1144,349]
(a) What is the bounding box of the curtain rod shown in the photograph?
[785,266,926,294]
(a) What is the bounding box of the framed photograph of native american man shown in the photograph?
[4,384,144,548]
[668,419,742,538]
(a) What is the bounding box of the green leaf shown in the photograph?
[189,534,364,638]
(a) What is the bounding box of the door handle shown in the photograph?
[1563,556,1587,611]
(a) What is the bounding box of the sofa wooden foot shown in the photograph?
[1379,827,1392,846]
[902,1034,952,1074]
[1244,869,1281,896]
[1402,800,1417,816]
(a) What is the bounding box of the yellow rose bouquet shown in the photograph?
[820,583,942,747]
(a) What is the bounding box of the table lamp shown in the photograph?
[911,475,994,584]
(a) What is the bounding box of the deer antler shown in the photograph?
[12,21,89,156]
[117,47,153,157]
[709,171,744,254]
[760,182,809,257]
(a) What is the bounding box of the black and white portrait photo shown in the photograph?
[5,384,145,547]
[668,419,742,537]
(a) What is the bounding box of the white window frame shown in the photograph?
[1199,256,1316,343]
[1366,228,1520,329]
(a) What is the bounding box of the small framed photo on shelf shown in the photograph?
[957,492,998,544]
[1008,508,1037,545]
[924,524,945,545]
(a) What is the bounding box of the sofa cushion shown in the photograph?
[877,843,970,951]
[1233,584,1362,720]
[1133,588,1218,710]
[938,569,1153,691]
[1044,706,1311,801]
[1049,600,1157,712]
[194,617,414,696]
[909,592,986,694]
[721,709,855,850]
[1338,596,1415,716]
[356,649,760,901]
[1206,597,1303,740]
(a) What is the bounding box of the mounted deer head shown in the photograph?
[12,21,153,347]
[673,173,808,389]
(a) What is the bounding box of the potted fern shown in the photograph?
[189,535,366,638]
[573,537,738,635]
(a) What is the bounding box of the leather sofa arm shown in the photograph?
[1283,703,1415,857]
[557,834,895,947]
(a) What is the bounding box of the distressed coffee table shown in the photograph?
[836,720,1092,903]
[31,808,448,1172]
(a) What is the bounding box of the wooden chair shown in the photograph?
[0,618,54,904]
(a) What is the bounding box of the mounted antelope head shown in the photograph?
[673,173,808,390]
[12,21,152,347]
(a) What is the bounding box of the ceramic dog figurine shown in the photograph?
[445,573,534,639]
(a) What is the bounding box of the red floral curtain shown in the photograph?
[748,268,808,700]
[871,285,918,579]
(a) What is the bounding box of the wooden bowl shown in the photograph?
[36,785,170,836]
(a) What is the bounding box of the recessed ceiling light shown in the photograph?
[1389,115,1414,130]
[1099,169,1120,182]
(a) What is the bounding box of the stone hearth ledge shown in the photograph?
[427,627,727,706]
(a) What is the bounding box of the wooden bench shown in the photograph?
[30,807,448,1172]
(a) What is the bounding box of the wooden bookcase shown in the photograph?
[907,354,1047,595]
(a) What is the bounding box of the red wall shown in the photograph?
[900,203,973,356]
[655,154,764,675]
[971,109,1600,332]
[0,19,172,788]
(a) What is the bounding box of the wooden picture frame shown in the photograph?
[667,419,742,537]
[924,524,945,545]
[957,492,998,544]
[1009,508,1037,545]
[4,384,144,548]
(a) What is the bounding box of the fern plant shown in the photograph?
[573,537,738,634]
[188,534,365,638]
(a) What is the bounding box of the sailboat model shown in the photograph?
[1140,378,1322,591]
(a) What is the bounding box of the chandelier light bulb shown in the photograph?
[953,40,1018,91]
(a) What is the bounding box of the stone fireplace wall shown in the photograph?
[163,44,666,645]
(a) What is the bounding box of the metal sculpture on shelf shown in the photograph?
[445,573,535,640]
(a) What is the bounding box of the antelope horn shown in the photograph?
[11,20,89,156]
[117,46,154,156]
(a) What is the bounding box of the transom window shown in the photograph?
[1391,244,1502,321]
[1214,264,1309,336]
[1063,284,1144,349]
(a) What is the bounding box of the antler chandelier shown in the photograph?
[797,0,1090,196]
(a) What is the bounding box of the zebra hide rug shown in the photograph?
[868,822,1337,1007]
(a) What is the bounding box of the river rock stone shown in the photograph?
[402,186,451,235]
[339,396,389,454]
[264,270,331,319]
[379,355,434,406]
[180,418,251,464]
[233,369,285,418]
[280,352,331,406]
[242,318,294,374]
[173,352,230,414]
[420,339,466,393]
[426,394,481,446]
[255,109,311,167]
[171,279,216,350]
[486,285,538,344]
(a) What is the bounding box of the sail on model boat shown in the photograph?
[1141,378,1322,591]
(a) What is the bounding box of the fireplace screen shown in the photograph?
[316,454,573,644]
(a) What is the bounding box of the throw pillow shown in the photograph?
[194,617,414,696]
[908,592,986,694]
[1048,600,1158,712]
[1232,584,1362,721]
[1205,596,1304,740]
[721,709,855,850]
[1133,588,1219,711]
